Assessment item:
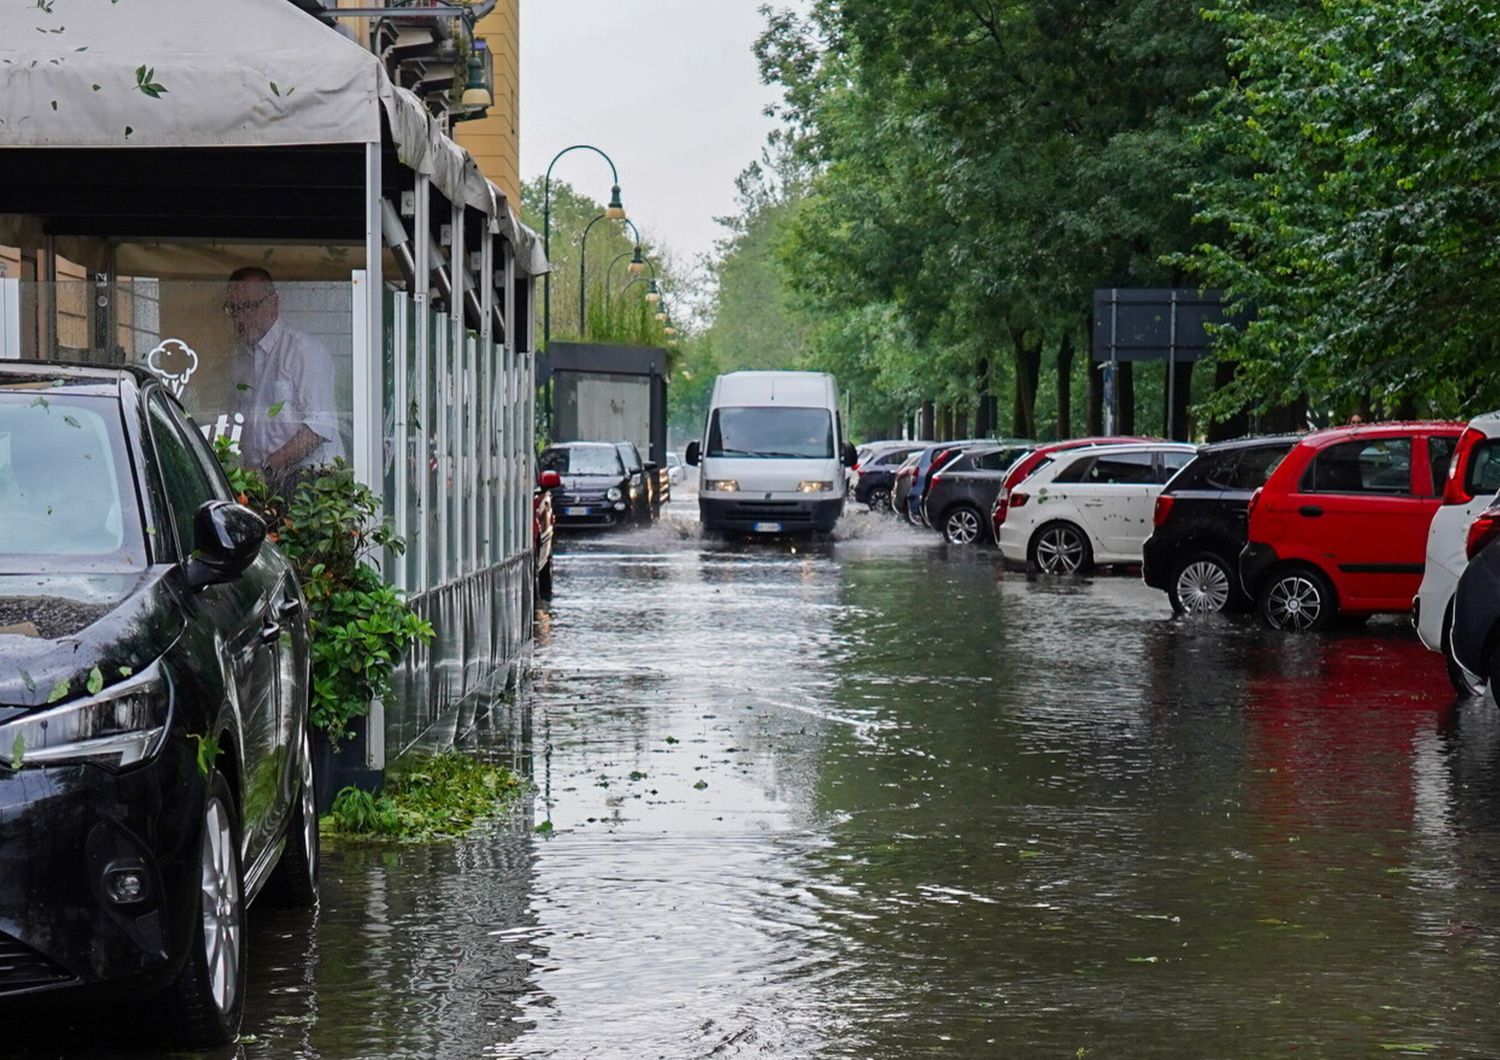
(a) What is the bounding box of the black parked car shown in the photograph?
[1141,435,1297,613]
[614,440,668,521]
[922,443,1032,544]
[854,442,928,510]
[0,364,316,1048]
[1449,497,1500,689]
[541,441,642,529]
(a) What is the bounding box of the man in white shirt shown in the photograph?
[224,267,345,487]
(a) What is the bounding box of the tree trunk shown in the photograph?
[1118,361,1135,435]
[975,358,991,436]
[1056,332,1074,440]
[920,400,935,439]
[1162,359,1193,441]
[1010,327,1041,438]
[956,409,970,438]
[1206,360,1247,441]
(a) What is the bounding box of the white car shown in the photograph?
[1414,412,1500,693]
[997,442,1198,573]
[666,452,684,485]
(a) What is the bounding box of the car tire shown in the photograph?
[537,558,554,600]
[1167,551,1236,615]
[905,504,923,527]
[262,728,319,909]
[942,505,984,545]
[1442,611,1484,697]
[158,769,247,1049]
[1027,521,1093,575]
[1257,565,1336,632]
[867,488,891,512]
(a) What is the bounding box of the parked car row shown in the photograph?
[864,418,1500,701]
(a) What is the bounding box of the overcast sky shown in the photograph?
[520,2,789,273]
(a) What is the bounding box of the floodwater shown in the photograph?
[28,496,1500,1057]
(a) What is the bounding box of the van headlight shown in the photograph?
[0,665,169,771]
[705,480,740,492]
[797,481,834,493]
[607,487,623,501]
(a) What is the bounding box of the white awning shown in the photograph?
[0,0,546,271]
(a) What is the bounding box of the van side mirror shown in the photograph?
[685,441,701,467]
[538,469,562,490]
[841,442,858,468]
[184,501,266,590]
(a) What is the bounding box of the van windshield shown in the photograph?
[707,407,834,459]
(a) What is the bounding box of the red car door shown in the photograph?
[1284,432,1435,611]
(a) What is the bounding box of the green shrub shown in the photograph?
[325,752,525,841]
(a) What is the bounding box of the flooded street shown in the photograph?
[33,498,1500,1059]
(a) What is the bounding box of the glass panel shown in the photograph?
[405,298,423,591]
[1303,439,1413,494]
[1467,439,1500,497]
[1427,436,1456,498]
[427,313,444,589]
[382,291,399,584]
[444,319,458,583]
[1087,452,1156,484]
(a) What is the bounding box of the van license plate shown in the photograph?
[752,521,783,533]
[564,506,590,516]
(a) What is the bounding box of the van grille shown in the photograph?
[724,502,816,527]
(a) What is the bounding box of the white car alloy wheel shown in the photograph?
[1263,574,1326,632]
[1176,559,1232,614]
[944,508,981,545]
[200,794,243,1016]
[1034,525,1086,574]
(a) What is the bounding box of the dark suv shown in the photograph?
[854,442,927,510]
[1141,435,1297,613]
[922,444,1032,544]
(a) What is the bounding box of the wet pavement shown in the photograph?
[27,496,1500,1057]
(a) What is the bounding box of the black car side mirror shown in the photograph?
[185,501,267,590]
[841,442,858,468]
[685,441,701,466]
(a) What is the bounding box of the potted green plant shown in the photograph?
[214,441,433,809]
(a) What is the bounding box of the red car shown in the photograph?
[989,436,1155,543]
[534,469,560,600]
[1239,421,1464,631]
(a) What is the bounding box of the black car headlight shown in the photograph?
[0,665,169,771]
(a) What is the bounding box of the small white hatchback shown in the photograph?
[997,442,1198,573]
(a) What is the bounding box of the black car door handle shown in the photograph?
[1299,505,1324,517]
[276,597,303,619]
[258,621,282,644]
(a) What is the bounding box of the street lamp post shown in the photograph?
[579,217,643,339]
[541,144,625,351]
[606,250,657,316]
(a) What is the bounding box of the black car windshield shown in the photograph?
[707,407,834,459]
[0,392,145,571]
[540,446,623,476]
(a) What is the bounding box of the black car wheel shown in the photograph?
[263,729,319,909]
[1257,566,1335,632]
[158,770,246,1048]
[867,488,892,512]
[1443,610,1484,697]
[1028,522,1092,575]
[943,506,983,545]
[1168,552,1235,615]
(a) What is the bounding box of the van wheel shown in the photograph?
[157,770,246,1048]
[1257,566,1335,632]
[1028,522,1093,575]
[1168,552,1235,615]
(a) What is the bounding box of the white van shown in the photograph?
[685,371,856,535]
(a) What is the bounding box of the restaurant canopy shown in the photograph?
[0,0,546,273]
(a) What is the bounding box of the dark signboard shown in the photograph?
[1091,288,1237,364]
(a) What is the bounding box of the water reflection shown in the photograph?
[15,505,1500,1057]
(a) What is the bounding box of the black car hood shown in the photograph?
[0,569,182,709]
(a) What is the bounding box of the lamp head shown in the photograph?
[664,326,678,337]
[627,246,646,276]
[655,306,669,322]
[645,279,661,304]
[606,185,626,221]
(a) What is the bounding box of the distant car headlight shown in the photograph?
[705,480,740,492]
[0,665,169,771]
[798,481,834,493]
[607,487,623,501]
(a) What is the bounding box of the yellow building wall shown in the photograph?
[456,0,521,210]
